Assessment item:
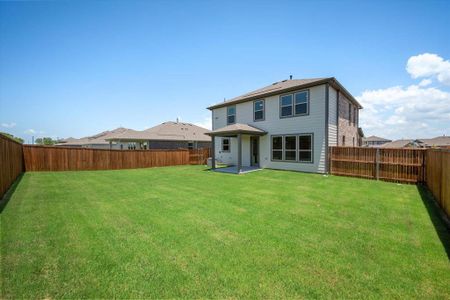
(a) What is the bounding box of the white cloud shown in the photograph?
[24,129,36,135]
[194,116,212,130]
[358,84,450,139]
[357,53,450,139]
[406,53,450,85]
[1,122,16,128]
[418,79,432,87]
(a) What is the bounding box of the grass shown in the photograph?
[1,165,449,298]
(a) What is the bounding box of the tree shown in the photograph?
[0,132,24,143]
[35,137,57,145]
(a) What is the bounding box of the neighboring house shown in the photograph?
[362,135,392,147]
[55,127,131,149]
[380,136,450,149]
[421,136,450,149]
[207,77,362,174]
[106,121,211,150]
[379,139,424,148]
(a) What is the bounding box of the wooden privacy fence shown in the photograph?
[189,148,210,165]
[23,146,211,172]
[329,147,426,183]
[0,134,24,198]
[425,149,450,217]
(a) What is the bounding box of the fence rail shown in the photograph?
[425,149,450,217]
[188,148,210,165]
[23,146,210,172]
[329,147,426,183]
[0,134,24,199]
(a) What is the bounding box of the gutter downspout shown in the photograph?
[325,83,330,174]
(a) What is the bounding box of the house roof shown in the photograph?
[55,127,130,146]
[379,139,425,148]
[362,135,392,142]
[206,123,267,136]
[106,121,211,142]
[421,136,450,147]
[207,77,362,110]
[378,136,450,148]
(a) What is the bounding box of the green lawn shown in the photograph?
[1,166,449,298]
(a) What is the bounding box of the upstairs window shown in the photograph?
[254,100,265,121]
[222,138,230,152]
[280,90,309,118]
[188,141,194,149]
[227,106,236,125]
[294,91,308,115]
[280,95,293,117]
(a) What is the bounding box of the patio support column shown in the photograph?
[237,134,242,174]
[211,136,216,169]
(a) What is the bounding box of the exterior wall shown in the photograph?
[212,84,328,173]
[214,136,238,165]
[149,140,211,149]
[338,93,359,146]
[328,86,338,147]
[83,143,124,150]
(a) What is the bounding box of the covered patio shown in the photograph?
[206,123,267,174]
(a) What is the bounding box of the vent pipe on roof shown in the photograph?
[290,75,293,80]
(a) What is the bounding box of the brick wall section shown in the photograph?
[338,93,360,146]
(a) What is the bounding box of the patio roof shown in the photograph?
[206,123,267,137]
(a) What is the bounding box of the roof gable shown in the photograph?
[207,77,362,110]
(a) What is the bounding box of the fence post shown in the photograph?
[440,150,444,205]
[328,147,332,174]
[376,148,380,180]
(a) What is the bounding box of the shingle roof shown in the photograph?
[106,121,211,142]
[206,123,267,136]
[362,135,392,142]
[421,136,450,147]
[207,77,362,110]
[55,127,130,146]
[378,136,450,148]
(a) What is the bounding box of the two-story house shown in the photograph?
[206,77,362,174]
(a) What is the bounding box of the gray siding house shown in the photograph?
[207,77,362,174]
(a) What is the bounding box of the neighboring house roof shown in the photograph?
[362,135,392,142]
[206,123,267,136]
[106,121,211,142]
[55,127,131,146]
[378,136,450,148]
[421,136,450,147]
[380,139,425,148]
[207,77,362,110]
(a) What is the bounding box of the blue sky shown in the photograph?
[1,0,449,142]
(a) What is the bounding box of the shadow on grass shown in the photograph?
[0,173,23,214]
[417,185,450,260]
